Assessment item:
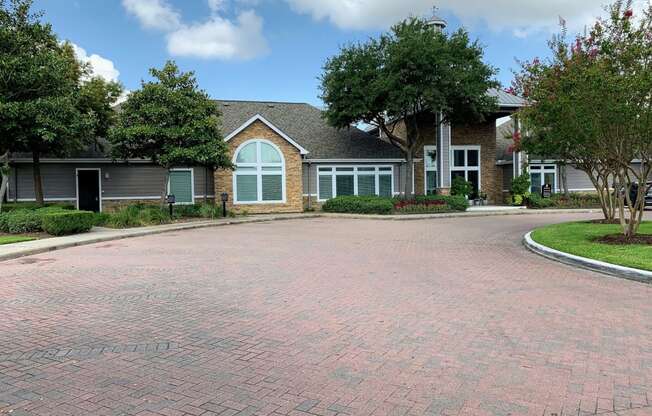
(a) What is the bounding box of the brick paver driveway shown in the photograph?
[1,214,652,416]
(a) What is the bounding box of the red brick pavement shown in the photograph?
[1,214,651,416]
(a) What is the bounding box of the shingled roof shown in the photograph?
[216,100,403,160]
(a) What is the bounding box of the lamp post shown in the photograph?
[220,192,229,218]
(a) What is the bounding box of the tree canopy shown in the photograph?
[108,61,231,203]
[0,0,122,205]
[320,17,498,194]
[514,0,652,237]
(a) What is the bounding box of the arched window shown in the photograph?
[233,140,285,203]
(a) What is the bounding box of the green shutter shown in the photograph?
[236,175,258,202]
[379,175,392,197]
[319,175,333,200]
[358,175,376,196]
[336,175,354,196]
[169,170,193,203]
[262,175,283,201]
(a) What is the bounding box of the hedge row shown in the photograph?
[321,195,469,215]
[322,196,394,215]
[527,193,602,209]
[0,207,94,236]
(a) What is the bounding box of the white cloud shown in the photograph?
[167,11,268,60]
[71,43,121,83]
[122,0,181,31]
[208,0,225,13]
[122,0,267,60]
[285,0,649,35]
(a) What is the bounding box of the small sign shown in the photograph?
[166,194,176,204]
[542,184,552,198]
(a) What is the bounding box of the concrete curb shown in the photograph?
[0,214,321,263]
[523,231,652,284]
[321,208,601,221]
[1,208,600,263]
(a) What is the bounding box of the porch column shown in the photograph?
[512,116,528,177]
[438,113,452,194]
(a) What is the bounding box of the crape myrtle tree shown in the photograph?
[0,0,122,208]
[109,61,232,206]
[320,17,498,196]
[513,0,652,237]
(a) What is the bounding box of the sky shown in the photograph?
[33,0,649,107]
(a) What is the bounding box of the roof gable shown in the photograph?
[216,101,403,160]
[224,114,309,155]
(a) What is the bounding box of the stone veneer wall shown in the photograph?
[214,120,304,214]
[451,121,501,204]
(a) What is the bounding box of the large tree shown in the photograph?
[0,0,117,206]
[108,61,231,205]
[320,17,498,195]
[514,0,652,237]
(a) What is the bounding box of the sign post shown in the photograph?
[166,194,176,217]
[541,184,552,198]
[220,192,229,218]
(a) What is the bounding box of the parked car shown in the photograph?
[646,182,652,209]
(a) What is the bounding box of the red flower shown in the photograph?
[624,9,633,18]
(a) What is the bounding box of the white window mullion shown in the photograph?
[353,168,358,196]
[375,169,380,196]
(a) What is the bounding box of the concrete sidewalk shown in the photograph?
[0,208,601,262]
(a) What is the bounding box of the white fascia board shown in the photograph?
[224,114,309,155]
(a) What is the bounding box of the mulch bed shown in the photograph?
[596,234,652,245]
[588,219,622,225]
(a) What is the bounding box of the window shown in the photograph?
[317,166,393,201]
[168,169,194,204]
[233,140,285,203]
[451,146,481,198]
[424,145,438,195]
[529,164,556,194]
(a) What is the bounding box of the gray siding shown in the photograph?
[7,163,214,202]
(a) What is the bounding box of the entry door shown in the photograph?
[77,170,101,212]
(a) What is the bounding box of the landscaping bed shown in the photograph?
[322,195,469,215]
[530,221,652,271]
[527,193,602,209]
[95,203,233,229]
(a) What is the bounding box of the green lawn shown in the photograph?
[0,235,37,246]
[531,221,652,271]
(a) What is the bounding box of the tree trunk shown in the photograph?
[560,164,569,197]
[404,150,414,198]
[161,169,170,208]
[32,150,44,206]
[0,152,9,213]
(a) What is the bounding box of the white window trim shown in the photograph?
[529,164,557,193]
[450,145,482,191]
[424,145,438,195]
[75,168,103,212]
[232,139,286,205]
[167,168,196,205]
[224,114,309,155]
[316,165,394,202]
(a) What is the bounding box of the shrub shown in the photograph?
[322,196,394,215]
[527,194,554,209]
[173,204,203,218]
[1,202,75,213]
[511,173,531,206]
[199,203,229,219]
[41,211,95,236]
[0,210,42,234]
[451,176,473,197]
[92,212,111,226]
